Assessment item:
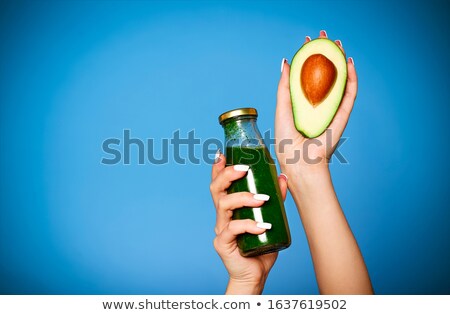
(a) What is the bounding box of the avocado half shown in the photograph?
[290,38,347,138]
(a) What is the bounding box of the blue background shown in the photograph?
[1,0,449,294]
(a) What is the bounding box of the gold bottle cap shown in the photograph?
[218,107,258,124]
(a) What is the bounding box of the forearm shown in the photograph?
[288,166,373,294]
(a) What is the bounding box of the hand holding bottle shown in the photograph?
[210,150,288,294]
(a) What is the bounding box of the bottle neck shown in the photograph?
[222,116,264,148]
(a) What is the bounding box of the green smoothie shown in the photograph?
[226,145,291,257]
[219,108,291,257]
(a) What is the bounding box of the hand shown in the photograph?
[210,151,288,294]
[275,30,358,178]
[274,32,373,294]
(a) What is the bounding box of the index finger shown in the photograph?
[211,150,226,180]
[210,164,250,197]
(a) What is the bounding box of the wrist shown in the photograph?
[226,276,267,295]
[285,165,334,209]
[281,162,330,184]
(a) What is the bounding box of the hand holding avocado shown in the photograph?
[275,30,357,176]
[275,31,372,294]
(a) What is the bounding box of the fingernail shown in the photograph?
[254,194,270,201]
[336,39,342,47]
[256,222,272,230]
[320,30,327,37]
[280,173,288,182]
[305,35,311,41]
[234,164,249,172]
[214,149,221,163]
[349,57,354,65]
[280,58,286,73]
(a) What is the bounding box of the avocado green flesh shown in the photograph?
[290,38,347,138]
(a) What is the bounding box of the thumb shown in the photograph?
[275,59,296,140]
[277,173,288,201]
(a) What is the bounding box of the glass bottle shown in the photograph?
[218,107,291,257]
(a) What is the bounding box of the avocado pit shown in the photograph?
[300,54,337,107]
